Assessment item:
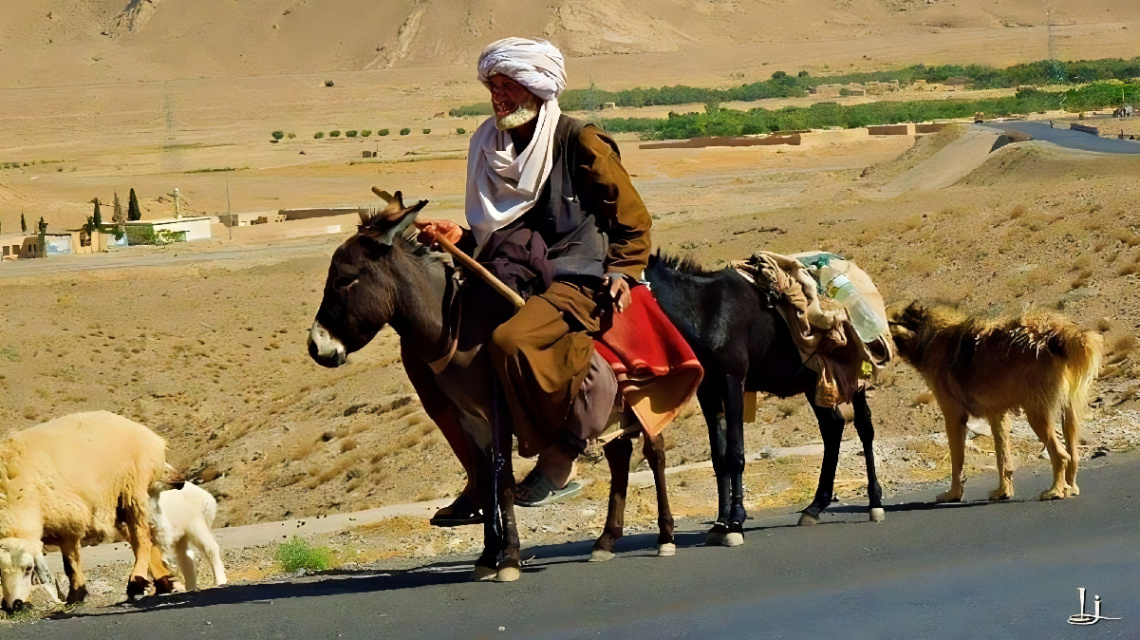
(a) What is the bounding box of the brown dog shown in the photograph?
[888,302,1103,502]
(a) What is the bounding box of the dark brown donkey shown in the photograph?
[307,193,675,582]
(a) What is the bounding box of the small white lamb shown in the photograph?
[153,482,227,590]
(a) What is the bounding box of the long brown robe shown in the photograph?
[483,123,652,456]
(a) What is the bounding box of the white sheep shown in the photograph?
[153,482,227,590]
[0,412,178,612]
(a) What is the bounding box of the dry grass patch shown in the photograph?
[912,390,934,407]
[1111,229,1140,247]
[353,515,432,539]
[1106,334,1136,366]
[905,255,939,277]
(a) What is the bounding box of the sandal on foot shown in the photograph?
[429,493,482,527]
[514,469,583,507]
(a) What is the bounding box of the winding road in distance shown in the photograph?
[981,120,1140,155]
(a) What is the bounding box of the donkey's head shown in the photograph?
[308,190,428,368]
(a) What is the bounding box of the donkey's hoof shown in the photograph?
[1066,484,1080,496]
[494,559,522,584]
[471,565,498,582]
[589,549,615,563]
[1039,487,1066,501]
[723,532,744,547]
[869,508,886,523]
[797,512,820,526]
[494,566,521,583]
[705,530,725,546]
[656,543,676,557]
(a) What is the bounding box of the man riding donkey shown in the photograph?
[416,37,662,525]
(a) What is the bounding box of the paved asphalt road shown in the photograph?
[11,453,1140,639]
[981,121,1140,154]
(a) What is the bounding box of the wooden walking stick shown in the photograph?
[372,186,525,310]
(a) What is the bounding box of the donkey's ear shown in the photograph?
[362,209,422,247]
[380,210,419,245]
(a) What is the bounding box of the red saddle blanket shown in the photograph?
[593,285,704,437]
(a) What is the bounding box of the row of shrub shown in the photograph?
[596,82,1140,140]
[450,56,1140,115]
[307,128,467,139]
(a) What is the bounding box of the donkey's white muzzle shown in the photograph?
[308,321,347,368]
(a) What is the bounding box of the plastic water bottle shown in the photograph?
[820,267,888,343]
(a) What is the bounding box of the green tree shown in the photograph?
[314,131,325,139]
[92,197,102,227]
[128,188,142,221]
[271,130,285,141]
[37,217,47,255]
[400,128,411,136]
[422,128,431,134]
[112,192,124,224]
[329,130,341,138]
[378,129,390,136]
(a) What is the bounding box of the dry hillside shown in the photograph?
[3,0,1139,87]
[3,131,1139,528]
[2,0,1140,542]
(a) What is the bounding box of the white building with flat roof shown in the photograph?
[123,217,213,241]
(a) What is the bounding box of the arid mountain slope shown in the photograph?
[3,0,1139,86]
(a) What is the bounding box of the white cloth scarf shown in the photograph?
[465,38,567,246]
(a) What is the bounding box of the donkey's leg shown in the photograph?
[800,396,845,526]
[722,374,748,547]
[495,445,522,582]
[697,377,731,546]
[643,432,676,556]
[592,437,633,562]
[470,440,500,582]
[852,390,885,522]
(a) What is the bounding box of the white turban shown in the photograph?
[465,38,568,246]
[477,37,567,102]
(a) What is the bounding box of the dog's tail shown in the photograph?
[1059,326,1104,423]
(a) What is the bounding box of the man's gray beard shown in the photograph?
[495,101,540,131]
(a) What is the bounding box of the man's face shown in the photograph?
[488,74,537,120]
